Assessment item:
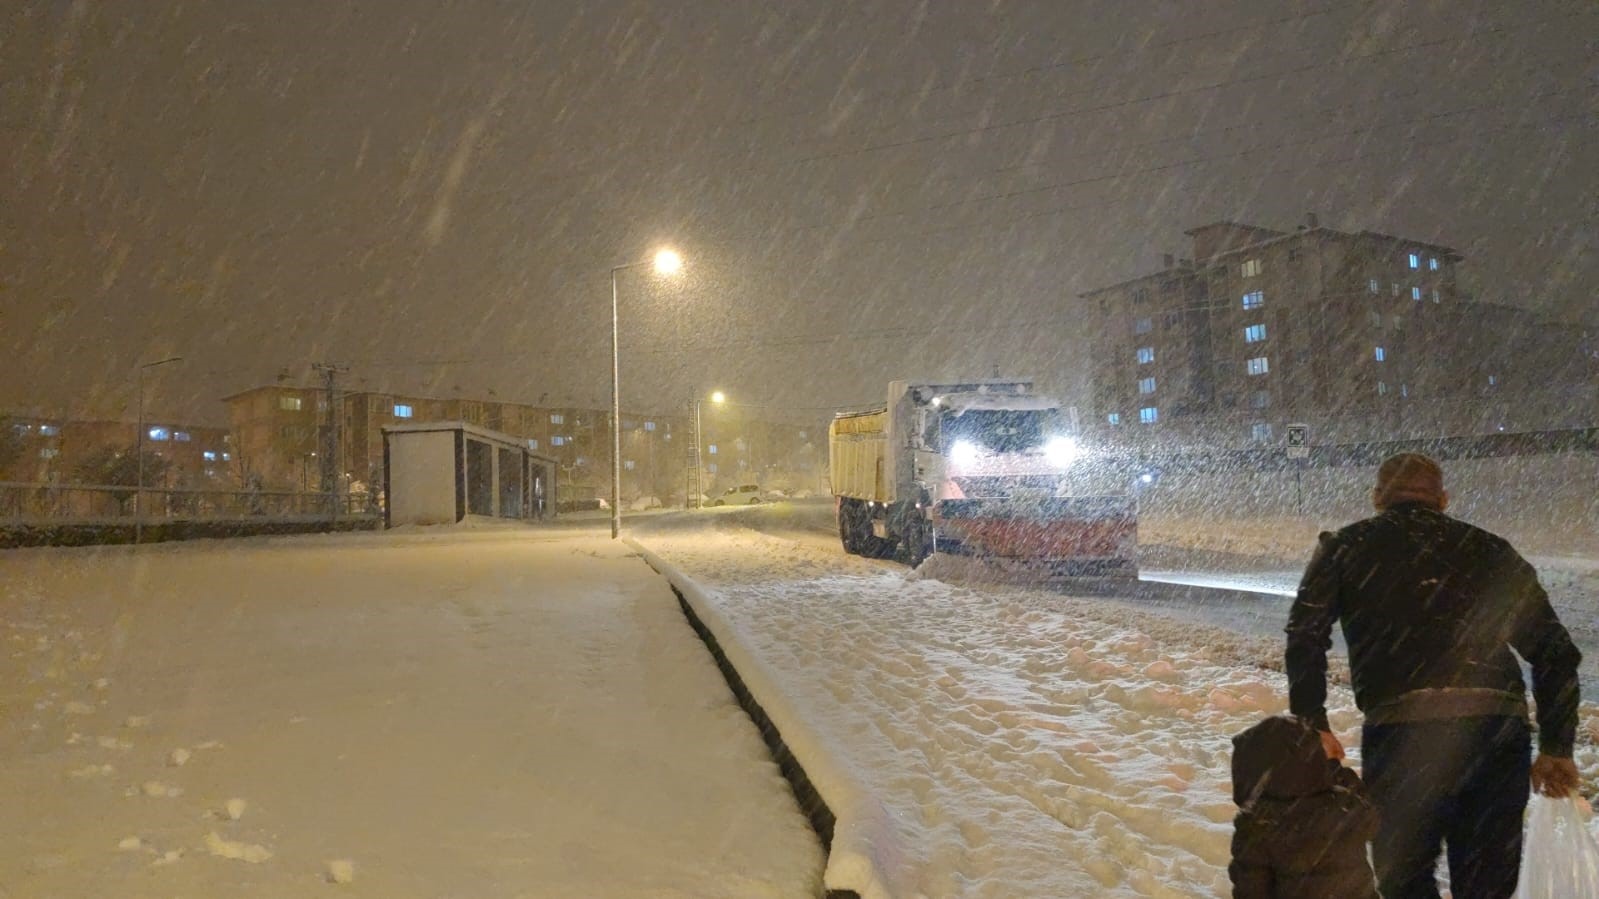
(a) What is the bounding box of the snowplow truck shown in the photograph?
[829,379,1138,574]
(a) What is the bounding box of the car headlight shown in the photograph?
[1044,436,1082,468]
[950,440,980,467]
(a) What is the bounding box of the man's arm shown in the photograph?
[1505,549,1582,757]
[1286,532,1341,732]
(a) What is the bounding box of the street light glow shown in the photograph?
[710,390,726,404]
[653,248,683,275]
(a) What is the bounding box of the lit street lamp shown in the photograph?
[135,356,183,545]
[609,248,684,539]
[692,390,726,509]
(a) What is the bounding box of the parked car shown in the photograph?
[710,484,767,506]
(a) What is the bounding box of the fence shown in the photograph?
[0,482,381,525]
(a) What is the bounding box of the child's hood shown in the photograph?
[1232,715,1339,805]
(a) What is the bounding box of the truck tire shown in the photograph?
[838,499,865,554]
[894,516,932,567]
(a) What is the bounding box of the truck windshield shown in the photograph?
[942,409,1045,453]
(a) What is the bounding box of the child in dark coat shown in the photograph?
[1229,715,1379,898]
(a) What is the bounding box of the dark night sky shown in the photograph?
[2,0,1595,425]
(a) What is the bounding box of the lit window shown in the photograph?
[1244,324,1267,343]
[1134,317,1153,335]
[1138,377,1156,395]
[1246,356,1269,376]
[39,424,59,436]
[624,460,635,471]
[708,444,718,455]
[1401,384,1409,398]
[40,447,60,459]
[222,452,232,461]
[1241,259,1262,277]
[550,413,564,425]
[1429,257,1439,271]
[644,421,656,432]
[203,451,218,462]
[393,404,413,418]
[280,396,303,411]
[551,436,566,446]
[1251,390,1270,409]
[1432,289,1440,303]
[1139,407,1158,424]
[148,427,171,441]
[1136,347,1155,364]
[1374,346,1386,362]
[1488,374,1499,386]
[1242,291,1264,309]
[1107,413,1121,425]
[527,438,539,450]
[1411,286,1422,301]
[1408,253,1420,269]
[707,463,718,474]
[1252,422,1273,442]
[575,456,587,466]
[1378,382,1389,395]
[1368,279,1379,294]
[174,431,191,442]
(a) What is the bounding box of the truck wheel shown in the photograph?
[838,499,864,554]
[894,517,932,566]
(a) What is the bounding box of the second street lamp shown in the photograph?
[609,247,683,539]
[692,390,726,509]
[134,356,183,546]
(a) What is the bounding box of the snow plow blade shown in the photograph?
[933,496,1138,576]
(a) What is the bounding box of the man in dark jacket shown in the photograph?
[1230,715,1380,898]
[1286,452,1582,899]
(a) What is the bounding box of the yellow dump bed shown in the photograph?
[828,408,890,503]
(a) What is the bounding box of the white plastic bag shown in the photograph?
[1516,795,1599,899]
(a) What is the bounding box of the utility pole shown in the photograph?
[312,362,348,522]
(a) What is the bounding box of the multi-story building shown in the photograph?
[2,417,233,486]
[223,385,824,503]
[1080,217,1594,447]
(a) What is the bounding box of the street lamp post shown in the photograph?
[134,356,182,545]
[608,248,682,539]
[691,390,726,510]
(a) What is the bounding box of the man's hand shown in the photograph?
[1531,754,1581,798]
[1319,730,1346,761]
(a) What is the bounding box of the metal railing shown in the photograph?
[0,482,381,525]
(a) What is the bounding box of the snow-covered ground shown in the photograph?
[632,504,1599,898]
[0,527,822,897]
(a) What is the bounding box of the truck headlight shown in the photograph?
[950,440,980,467]
[1045,436,1082,468]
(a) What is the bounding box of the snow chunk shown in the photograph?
[117,836,143,851]
[167,748,192,767]
[325,859,356,884]
[123,715,151,729]
[204,831,273,864]
[224,798,248,821]
[63,700,96,715]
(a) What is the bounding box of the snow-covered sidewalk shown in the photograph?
[634,511,1599,898]
[0,528,822,897]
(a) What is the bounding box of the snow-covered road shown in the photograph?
[0,528,822,897]
[633,503,1599,898]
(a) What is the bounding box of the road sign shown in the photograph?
[1286,423,1309,459]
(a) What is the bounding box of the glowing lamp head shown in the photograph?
[950,440,980,468]
[653,248,683,275]
[1044,436,1082,468]
[710,390,726,404]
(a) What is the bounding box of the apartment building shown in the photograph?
[1080,217,1591,447]
[222,385,822,502]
